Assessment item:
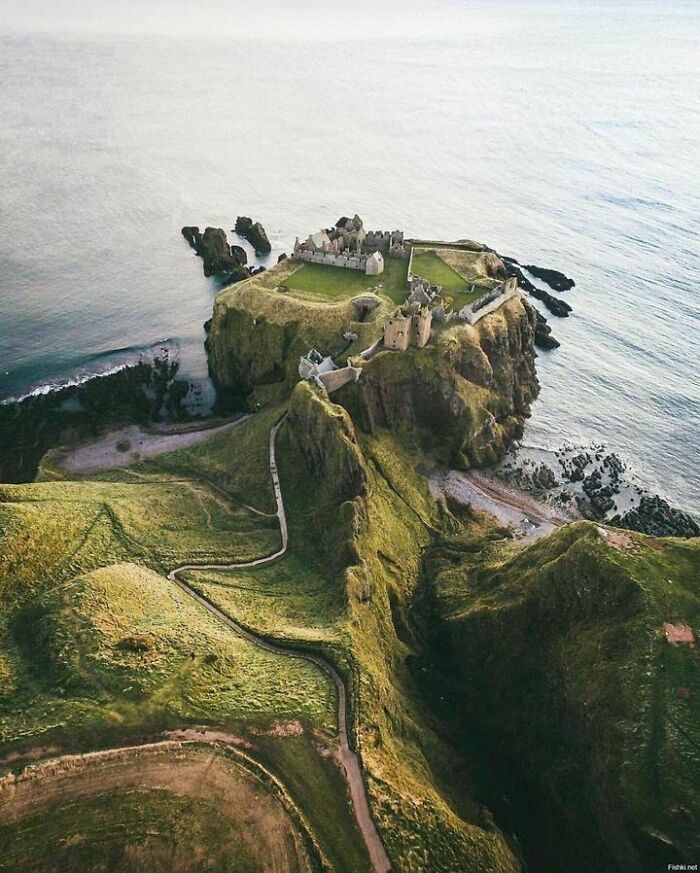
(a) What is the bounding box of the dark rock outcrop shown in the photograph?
[534,310,560,350]
[522,264,575,292]
[235,216,271,255]
[611,495,700,538]
[502,256,572,317]
[181,226,203,253]
[182,226,248,280]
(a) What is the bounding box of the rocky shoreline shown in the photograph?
[495,441,700,538]
[0,350,197,483]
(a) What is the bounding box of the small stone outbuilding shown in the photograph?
[365,251,384,276]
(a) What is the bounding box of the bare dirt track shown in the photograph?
[0,742,313,873]
[53,415,251,474]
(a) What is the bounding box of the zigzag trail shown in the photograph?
[167,417,392,873]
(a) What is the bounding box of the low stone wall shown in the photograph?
[459,279,519,325]
[406,245,415,285]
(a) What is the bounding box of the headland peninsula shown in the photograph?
[0,214,698,873]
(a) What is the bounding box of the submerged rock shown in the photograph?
[235,216,272,255]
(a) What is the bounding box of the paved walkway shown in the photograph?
[167,416,392,873]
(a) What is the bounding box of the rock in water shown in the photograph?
[501,256,573,317]
[235,216,272,255]
[522,264,575,292]
[182,225,248,279]
[201,227,248,278]
[181,226,203,253]
[534,310,560,350]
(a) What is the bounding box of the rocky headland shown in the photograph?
[206,257,540,471]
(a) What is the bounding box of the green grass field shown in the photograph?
[410,251,483,309]
[285,257,409,304]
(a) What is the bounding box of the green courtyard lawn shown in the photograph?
[285,257,409,304]
[411,250,484,309]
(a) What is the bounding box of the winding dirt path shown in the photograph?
[167,417,392,873]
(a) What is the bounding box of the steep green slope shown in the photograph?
[422,522,700,873]
[197,382,521,872]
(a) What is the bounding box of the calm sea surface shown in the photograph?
[1,2,698,514]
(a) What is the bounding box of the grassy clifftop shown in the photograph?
[207,265,392,403]
[338,296,538,468]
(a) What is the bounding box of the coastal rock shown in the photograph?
[277,252,288,262]
[182,225,248,279]
[502,256,573,317]
[235,216,272,255]
[199,227,248,279]
[181,225,203,253]
[611,495,700,539]
[522,264,575,292]
[534,310,560,350]
[230,244,248,266]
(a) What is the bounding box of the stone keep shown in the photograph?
[383,313,413,351]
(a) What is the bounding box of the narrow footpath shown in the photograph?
[167,417,392,873]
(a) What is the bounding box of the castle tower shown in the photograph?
[383,313,412,351]
[412,307,432,348]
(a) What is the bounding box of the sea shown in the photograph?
[1,1,698,516]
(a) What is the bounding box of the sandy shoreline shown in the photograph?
[429,467,572,541]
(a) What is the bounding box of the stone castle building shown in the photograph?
[383,305,432,351]
[293,214,408,276]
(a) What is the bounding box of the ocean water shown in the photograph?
[1,1,698,514]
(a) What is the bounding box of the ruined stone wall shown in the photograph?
[460,279,519,325]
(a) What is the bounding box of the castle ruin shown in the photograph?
[383,304,433,351]
[293,214,408,276]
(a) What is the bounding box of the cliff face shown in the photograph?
[338,296,539,468]
[280,383,522,873]
[209,268,539,468]
[207,267,385,403]
[287,381,367,503]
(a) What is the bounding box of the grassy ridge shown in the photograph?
[424,521,700,872]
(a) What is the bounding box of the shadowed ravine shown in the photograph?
[167,417,392,873]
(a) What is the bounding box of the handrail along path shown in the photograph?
[167,417,392,873]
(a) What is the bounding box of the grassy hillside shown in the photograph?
[2,363,697,873]
[422,521,700,873]
[0,411,369,872]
